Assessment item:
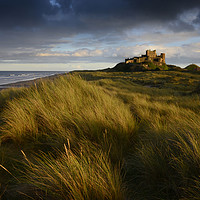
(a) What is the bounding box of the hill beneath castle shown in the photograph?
[102,50,200,73]
[103,62,200,72]
[104,62,168,72]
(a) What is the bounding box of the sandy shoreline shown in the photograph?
[0,73,66,90]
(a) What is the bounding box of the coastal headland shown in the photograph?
[0,60,200,199]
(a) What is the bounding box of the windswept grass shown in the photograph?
[1,71,200,199]
[74,72,200,199]
[21,141,125,200]
[1,76,136,161]
[0,87,26,111]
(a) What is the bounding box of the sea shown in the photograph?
[0,71,68,87]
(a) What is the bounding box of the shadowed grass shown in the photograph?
[0,75,136,165]
[75,72,200,199]
[1,76,135,138]
[1,71,200,199]
[0,87,26,110]
[21,141,125,200]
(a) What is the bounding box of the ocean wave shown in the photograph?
[0,71,66,86]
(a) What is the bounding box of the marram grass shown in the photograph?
[21,141,125,200]
[1,72,200,199]
[1,76,136,152]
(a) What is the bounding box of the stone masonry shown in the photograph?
[125,50,165,66]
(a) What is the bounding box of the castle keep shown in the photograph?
[125,50,165,66]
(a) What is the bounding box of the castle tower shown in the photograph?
[125,50,166,66]
[153,50,156,57]
[161,53,165,63]
[146,50,157,58]
[146,50,150,57]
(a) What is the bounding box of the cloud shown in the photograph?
[1,0,200,69]
[1,0,200,32]
[3,41,198,66]
[37,53,70,57]
[0,0,53,27]
[36,48,103,57]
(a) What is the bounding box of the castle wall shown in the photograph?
[125,59,134,64]
[161,53,165,63]
[125,50,166,65]
[146,50,156,58]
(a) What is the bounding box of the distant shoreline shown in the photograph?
[0,72,67,90]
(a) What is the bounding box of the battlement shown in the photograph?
[125,50,166,66]
[146,50,156,57]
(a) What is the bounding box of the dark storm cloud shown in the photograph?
[1,0,200,67]
[127,0,199,21]
[0,0,52,27]
[0,0,200,31]
[0,0,73,29]
[63,0,200,31]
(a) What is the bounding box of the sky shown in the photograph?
[0,0,200,71]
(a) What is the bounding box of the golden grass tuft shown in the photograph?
[21,142,125,200]
[1,71,200,199]
[1,76,136,145]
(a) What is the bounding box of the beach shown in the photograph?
[0,72,67,90]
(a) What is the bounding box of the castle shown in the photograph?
[125,50,165,66]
